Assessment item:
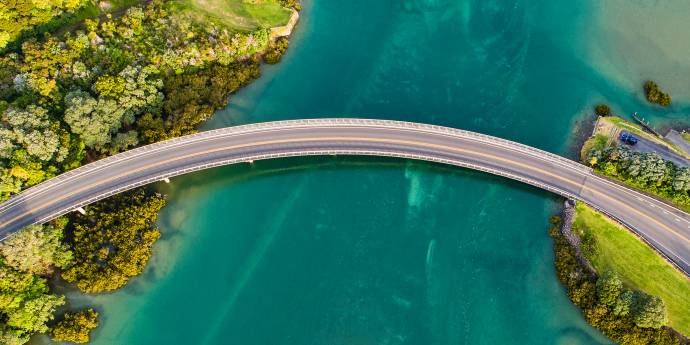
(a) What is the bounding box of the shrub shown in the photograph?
[51,309,99,344]
[263,37,290,64]
[549,220,685,344]
[595,104,612,116]
[644,81,671,107]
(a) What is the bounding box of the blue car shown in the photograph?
[619,131,638,145]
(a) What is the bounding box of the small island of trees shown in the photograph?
[644,80,672,107]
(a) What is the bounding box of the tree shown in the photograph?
[61,189,166,293]
[0,106,68,162]
[594,104,612,117]
[0,0,88,49]
[632,294,668,329]
[644,80,671,107]
[103,130,139,155]
[671,168,690,192]
[63,91,128,148]
[0,325,29,345]
[263,37,289,64]
[51,308,99,344]
[613,290,634,317]
[0,223,73,276]
[6,294,64,333]
[596,271,622,306]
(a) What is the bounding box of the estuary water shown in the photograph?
[60,1,690,344]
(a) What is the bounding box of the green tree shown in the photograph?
[63,90,128,148]
[613,290,634,317]
[0,223,73,276]
[0,325,29,345]
[1,106,68,162]
[0,263,64,344]
[51,308,99,344]
[596,271,623,306]
[6,294,64,333]
[632,294,668,329]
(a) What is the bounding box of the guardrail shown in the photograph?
[0,118,591,212]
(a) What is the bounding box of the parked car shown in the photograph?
[619,131,638,145]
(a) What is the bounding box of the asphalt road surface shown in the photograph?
[1,119,689,275]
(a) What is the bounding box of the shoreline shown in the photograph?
[552,201,690,343]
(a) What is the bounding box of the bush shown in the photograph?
[281,0,302,11]
[61,189,166,293]
[549,220,685,344]
[595,104,612,116]
[51,309,99,344]
[263,37,290,64]
[644,80,672,107]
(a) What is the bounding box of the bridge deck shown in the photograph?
[0,119,689,276]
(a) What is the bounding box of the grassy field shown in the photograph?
[172,0,293,31]
[572,202,690,335]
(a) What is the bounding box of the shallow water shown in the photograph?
[48,1,690,344]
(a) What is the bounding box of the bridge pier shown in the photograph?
[162,177,171,183]
[75,207,86,215]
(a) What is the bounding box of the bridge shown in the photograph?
[1,118,689,275]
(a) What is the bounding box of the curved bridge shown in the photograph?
[1,118,689,275]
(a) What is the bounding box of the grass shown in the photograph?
[572,202,690,335]
[580,134,612,163]
[602,116,688,158]
[171,0,293,31]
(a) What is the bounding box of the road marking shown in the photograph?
[2,135,690,253]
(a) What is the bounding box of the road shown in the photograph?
[1,118,689,275]
[620,131,690,167]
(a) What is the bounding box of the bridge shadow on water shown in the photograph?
[155,155,559,212]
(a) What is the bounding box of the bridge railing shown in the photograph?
[1,118,590,213]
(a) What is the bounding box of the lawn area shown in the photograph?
[172,0,293,31]
[572,202,690,335]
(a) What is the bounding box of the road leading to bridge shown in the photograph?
[1,118,689,275]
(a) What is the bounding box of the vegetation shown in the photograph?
[0,0,296,343]
[170,0,293,32]
[549,216,688,344]
[580,134,611,164]
[280,0,301,11]
[0,0,89,49]
[572,203,690,335]
[51,308,99,344]
[0,220,70,344]
[586,145,690,211]
[61,190,165,293]
[644,80,671,107]
[0,0,275,200]
[263,36,289,64]
[0,221,73,276]
[595,103,612,117]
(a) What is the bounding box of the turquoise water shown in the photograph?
[50,1,690,344]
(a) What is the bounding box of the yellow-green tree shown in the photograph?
[0,0,87,49]
[51,308,99,344]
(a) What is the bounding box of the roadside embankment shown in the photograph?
[550,202,690,344]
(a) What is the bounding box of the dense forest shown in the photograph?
[0,0,296,343]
